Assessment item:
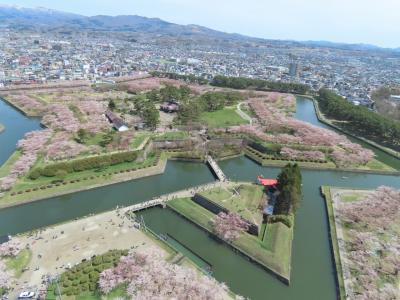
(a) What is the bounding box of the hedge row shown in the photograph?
[268,214,294,228]
[49,249,129,297]
[10,154,161,197]
[32,151,140,178]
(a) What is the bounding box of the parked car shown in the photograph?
[18,292,35,299]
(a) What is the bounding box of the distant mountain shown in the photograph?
[0,5,249,40]
[0,5,397,51]
[299,40,385,51]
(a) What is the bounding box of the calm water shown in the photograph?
[0,96,399,300]
[0,97,42,165]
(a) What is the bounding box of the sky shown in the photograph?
[1,0,400,48]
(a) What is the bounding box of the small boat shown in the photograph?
[341,176,348,179]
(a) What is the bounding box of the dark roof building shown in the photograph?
[160,101,180,113]
[105,110,128,132]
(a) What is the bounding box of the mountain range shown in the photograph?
[0,4,399,52]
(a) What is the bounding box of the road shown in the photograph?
[236,102,253,125]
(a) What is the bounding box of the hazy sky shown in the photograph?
[1,0,400,48]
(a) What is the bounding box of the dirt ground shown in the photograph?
[9,209,159,298]
[156,105,176,131]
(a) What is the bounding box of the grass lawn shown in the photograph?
[198,184,264,226]
[240,106,256,118]
[1,153,164,206]
[167,197,293,280]
[154,131,190,141]
[0,150,22,177]
[200,108,247,128]
[339,191,368,203]
[130,132,151,149]
[359,159,397,172]
[82,133,105,146]
[5,248,32,277]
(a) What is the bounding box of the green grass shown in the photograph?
[167,197,293,280]
[130,132,151,149]
[168,197,215,229]
[154,131,189,141]
[0,150,22,177]
[5,248,32,277]
[83,133,105,146]
[240,106,256,117]
[200,108,247,128]
[321,186,346,300]
[340,193,364,203]
[2,153,164,205]
[199,184,264,226]
[362,159,396,172]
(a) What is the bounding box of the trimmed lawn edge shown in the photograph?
[0,155,168,210]
[166,199,292,284]
[320,186,346,300]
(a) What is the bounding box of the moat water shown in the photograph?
[0,96,399,300]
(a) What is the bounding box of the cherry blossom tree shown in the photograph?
[280,147,325,161]
[46,132,88,161]
[7,94,46,114]
[0,260,12,290]
[212,212,249,242]
[337,186,400,299]
[0,238,23,257]
[0,129,53,191]
[99,247,228,299]
[42,104,80,132]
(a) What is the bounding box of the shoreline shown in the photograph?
[166,203,291,285]
[320,186,346,300]
[0,95,42,118]
[0,156,168,210]
[244,151,400,176]
[309,97,400,160]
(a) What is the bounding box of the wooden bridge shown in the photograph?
[206,155,228,182]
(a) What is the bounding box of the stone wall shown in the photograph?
[193,193,259,236]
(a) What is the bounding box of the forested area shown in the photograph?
[211,75,310,94]
[150,71,209,85]
[273,163,302,216]
[317,89,400,151]
[30,150,139,179]
[371,87,400,121]
[175,90,244,124]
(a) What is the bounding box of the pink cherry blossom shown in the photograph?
[212,212,249,242]
[99,247,228,299]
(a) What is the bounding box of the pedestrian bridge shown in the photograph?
[206,155,228,182]
[122,181,227,214]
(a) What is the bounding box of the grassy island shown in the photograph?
[167,164,302,283]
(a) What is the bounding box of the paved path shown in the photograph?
[206,155,228,182]
[236,102,252,125]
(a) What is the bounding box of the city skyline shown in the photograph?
[1,0,400,48]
